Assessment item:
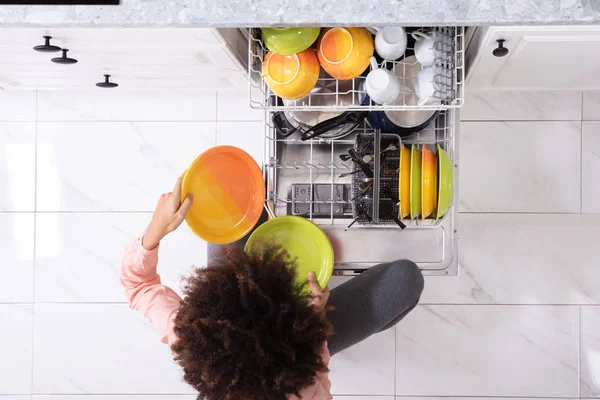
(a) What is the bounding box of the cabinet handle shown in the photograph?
[51,49,78,64]
[493,39,509,57]
[96,74,118,88]
[34,36,61,53]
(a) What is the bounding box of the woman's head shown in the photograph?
[172,243,332,400]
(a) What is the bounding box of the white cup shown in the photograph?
[411,31,436,67]
[415,67,441,105]
[366,57,401,105]
[373,27,407,61]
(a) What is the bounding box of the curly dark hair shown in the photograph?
[171,243,332,400]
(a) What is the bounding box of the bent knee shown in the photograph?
[388,260,424,299]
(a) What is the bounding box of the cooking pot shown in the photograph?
[273,77,361,140]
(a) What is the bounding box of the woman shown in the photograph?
[121,174,424,400]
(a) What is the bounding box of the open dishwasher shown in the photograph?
[247,27,464,276]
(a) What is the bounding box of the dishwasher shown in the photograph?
[247,27,464,276]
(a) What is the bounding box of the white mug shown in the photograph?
[366,57,400,105]
[415,67,441,105]
[373,27,407,61]
[411,31,436,67]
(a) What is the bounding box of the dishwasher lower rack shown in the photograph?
[262,110,459,276]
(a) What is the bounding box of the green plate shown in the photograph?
[410,145,422,220]
[244,216,334,289]
[436,144,454,220]
[262,27,321,55]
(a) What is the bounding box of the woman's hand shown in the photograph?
[142,173,194,250]
[308,271,330,310]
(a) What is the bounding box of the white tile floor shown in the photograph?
[0,89,599,400]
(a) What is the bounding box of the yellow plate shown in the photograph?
[421,145,438,219]
[409,145,422,220]
[182,146,265,244]
[399,144,411,219]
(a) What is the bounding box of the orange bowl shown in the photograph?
[262,49,320,100]
[317,27,374,80]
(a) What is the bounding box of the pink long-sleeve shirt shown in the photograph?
[120,236,333,400]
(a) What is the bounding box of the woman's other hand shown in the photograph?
[143,173,194,250]
[308,271,330,310]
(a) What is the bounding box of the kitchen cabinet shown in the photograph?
[0,28,247,90]
[466,25,600,91]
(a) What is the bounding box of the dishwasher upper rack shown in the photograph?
[248,27,465,112]
[262,109,455,225]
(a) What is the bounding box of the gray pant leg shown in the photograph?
[326,260,424,356]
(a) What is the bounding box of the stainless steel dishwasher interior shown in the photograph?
[263,110,459,276]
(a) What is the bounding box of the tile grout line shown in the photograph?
[578,306,581,399]
[215,92,220,145]
[580,92,584,215]
[30,89,38,395]
[393,325,397,396]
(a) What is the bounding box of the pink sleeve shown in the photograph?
[120,236,182,346]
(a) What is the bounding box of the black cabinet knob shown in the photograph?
[493,39,509,57]
[51,49,78,64]
[96,74,118,88]
[34,36,61,53]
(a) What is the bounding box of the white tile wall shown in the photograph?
[216,121,265,165]
[35,212,206,302]
[217,90,264,121]
[422,214,600,305]
[395,305,579,397]
[583,92,600,120]
[32,304,194,395]
[0,304,33,395]
[396,398,578,400]
[0,91,36,121]
[329,328,396,396]
[1,396,32,400]
[460,121,581,213]
[580,307,600,397]
[36,121,216,211]
[462,91,582,121]
[0,214,34,303]
[0,122,36,211]
[582,121,600,213]
[32,397,196,400]
[37,90,217,121]
[0,89,597,399]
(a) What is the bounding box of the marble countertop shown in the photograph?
[1,0,599,27]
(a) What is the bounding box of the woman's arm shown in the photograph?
[120,173,193,346]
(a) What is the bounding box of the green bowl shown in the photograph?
[436,144,454,220]
[262,27,321,55]
[244,215,333,289]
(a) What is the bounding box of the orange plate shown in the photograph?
[181,146,265,244]
[421,145,438,219]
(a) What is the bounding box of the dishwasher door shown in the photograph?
[262,109,459,276]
